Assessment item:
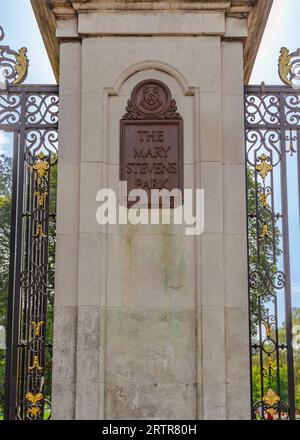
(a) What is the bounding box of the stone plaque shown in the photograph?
[120,79,183,207]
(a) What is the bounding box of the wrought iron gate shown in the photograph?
[245,83,300,420]
[0,27,58,419]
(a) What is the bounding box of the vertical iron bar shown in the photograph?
[244,100,254,419]
[4,131,20,420]
[4,91,27,419]
[279,93,296,419]
[297,130,300,230]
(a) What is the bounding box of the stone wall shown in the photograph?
[52,5,251,420]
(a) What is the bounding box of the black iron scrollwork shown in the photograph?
[0,26,29,86]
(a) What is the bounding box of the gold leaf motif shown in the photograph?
[28,406,40,417]
[31,321,44,338]
[12,47,29,85]
[256,154,273,179]
[266,408,277,418]
[26,392,43,418]
[260,224,272,241]
[263,321,271,338]
[25,392,43,405]
[33,153,49,180]
[267,356,273,368]
[259,191,271,207]
[263,355,274,377]
[29,355,43,372]
[263,388,280,408]
[33,224,47,238]
[278,47,292,85]
[261,224,268,239]
[35,190,48,206]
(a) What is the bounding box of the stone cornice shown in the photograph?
[30,0,60,81]
[31,0,273,83]
[47,1,257,16]
[243,0,273,83]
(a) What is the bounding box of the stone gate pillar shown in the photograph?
[31,0,272,420]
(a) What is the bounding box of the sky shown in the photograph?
[251,0,300,84]
[0,0,55,84]
[0,0,300,316]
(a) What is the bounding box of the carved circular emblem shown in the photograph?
[131,79,172,117]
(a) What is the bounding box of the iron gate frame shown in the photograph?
[0,83,59,419]
[245,83,299,420]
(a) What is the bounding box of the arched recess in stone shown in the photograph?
[106,60,196,97]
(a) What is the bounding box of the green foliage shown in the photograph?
[247,168,282,339]
[0,155,12,328]
[0,154,12,415]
